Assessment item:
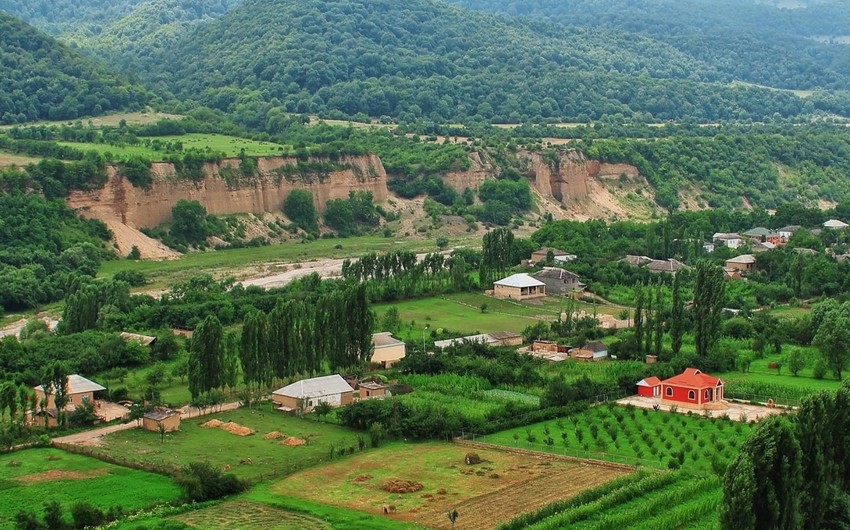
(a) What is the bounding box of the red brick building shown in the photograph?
[660,368,725,410]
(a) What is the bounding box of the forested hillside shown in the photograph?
[109,0,836,125]
[448,0,850,90]
[0,13,150,123]
[0,0,144,36]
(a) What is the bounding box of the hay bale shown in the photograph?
[465,452,481,465]
[381,479,424,494]
[201,419,223,428]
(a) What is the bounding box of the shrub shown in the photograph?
[71,502,105,529]
[176,462,247,502]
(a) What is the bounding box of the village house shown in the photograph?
[636,377,662,397]
[713,233,743,249]
[142,408,181,433]
[493,273,546,300]
[743,227,771,240]
[520,340,571,362]
[646,259,690,275]
[751,241,776,253]
[371,332,406,368]
[703,242,715,253]
[433,331,523,349]
[725,254,756,273]
[272,374,354,413]
[570,341,608,361]
[358,381,387,399]
[779,225,801,241]
[620,255,653,267]
[660,368,726,411]
[32,375,106,427]
[530,247,576,265]
[824,219,849,229]
[532,267,584,295]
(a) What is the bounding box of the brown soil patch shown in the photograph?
[381,479,424,494]
[17,468,107,484]
[351,474,372,483]
[279,436,307,447]
[263,431,285,440]
[201,419,255,436]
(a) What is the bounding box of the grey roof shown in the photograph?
[584,341,608,352]
[533,267,580,281]
[620,255,653,266]
[359,381,385,390]
[713,233,742,240]
[825,219,849,228]
[120,332,157,346]
[494,273,545,288]
[372,332,405,348]
[144,408,180,421]
[488,331,522,341]
[533,247,569,256]
[647,259,689,272]
[273,374,354,399]
[779,225,801,232]
[35,374,105,395]
[726,254,756,264]
[744,227,771,237]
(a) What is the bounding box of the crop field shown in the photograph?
[269,441,628,530]
[0,111,184,130]
[0,150,41,166]
[375,292,621,337]
[0,447,180,529]
[499,470,721,530]
[91,408,367,480]
[173,500,330,530]
[479,403,751,473]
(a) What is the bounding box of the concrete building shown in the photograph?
[142,408,181,433]
[272,375,354,413]
[533,267,584,295]
[493,273,546,300]
[371,332,406,368]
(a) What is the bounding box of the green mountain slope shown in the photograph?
[447,0,850,91]
[139,0,832,124]
[0,0,145,36]
[0,13,150,124]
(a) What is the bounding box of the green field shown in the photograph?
[99,235,472,289]
[92,407,367,480]
[479,403,751,473]
[57,133,288,161]
[97,355,193,405]
[0,111,184,130]
[375,292,621,337]
[0,447,180,529]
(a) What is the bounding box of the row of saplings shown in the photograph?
[14,462,247,530]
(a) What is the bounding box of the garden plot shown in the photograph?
[270,442,626,530]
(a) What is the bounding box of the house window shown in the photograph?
[705,390,710,399]
[665,387,673,397]
[688,390,695,400]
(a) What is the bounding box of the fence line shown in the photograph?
[724,392,800,408]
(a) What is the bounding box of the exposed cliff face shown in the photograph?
[67,154,388,258]
[442,151,494,193]
[519,150,592,202]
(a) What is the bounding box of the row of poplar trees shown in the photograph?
[187,284,373,400]
[721,386,850,530]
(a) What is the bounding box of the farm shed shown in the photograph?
[371,332,406,368]
[433,332,522,349]
[661,368,726,410]
[272,374,354,413]
[358,381,387,399]
[636,377,662,397]
[142,408,181,432]
[493,273,546,300]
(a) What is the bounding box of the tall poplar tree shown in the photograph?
[480,227,514,285]
[633,283,644,356]
[693,261,724,358]
[188,314,224,399]
[653,282,664,355]
[643,283,653,355]
[670,272,684,355]
[240,310,269,392]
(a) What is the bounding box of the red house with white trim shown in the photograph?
[660,368,725,410]
[636,377,662,397]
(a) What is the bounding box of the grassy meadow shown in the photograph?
[0,448,180,529]
[92,408,368,481]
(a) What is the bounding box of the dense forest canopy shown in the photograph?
[0,12,150,124]
[447,0,850,91]
[49,0,841,124]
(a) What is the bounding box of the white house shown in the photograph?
[272,375,354,412]
[779,225,801,241]
[713,233,743,249]
[824,219,849,229]
[493,273,546,300]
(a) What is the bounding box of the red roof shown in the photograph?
[662,368,721,389]
[637,377,662,387]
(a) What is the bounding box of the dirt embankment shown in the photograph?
[66,154,388,258]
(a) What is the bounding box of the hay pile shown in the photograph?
[201,419,255,436]
[279,436,307,446]
[381,479,424,494]
[351,474,372,483]
[263,431,285,440]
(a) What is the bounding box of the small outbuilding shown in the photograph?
[636,377,662,397]
[142,408,181,433]
[272,374,354,413]
[371,332,406,368]
[358,381,387,399]
[493,273,546,300]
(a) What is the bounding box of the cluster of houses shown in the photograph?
[519,340,608,362]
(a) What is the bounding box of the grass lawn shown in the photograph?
[93,407,367,481]
[99,235,471,289]
[481,403,751,474]
[376,292,622,337]
[0,111,183,131]
[269,441,627,530]
[0,447,180,529]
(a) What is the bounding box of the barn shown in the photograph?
[660,368,725,410]
[636,377,662,397]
